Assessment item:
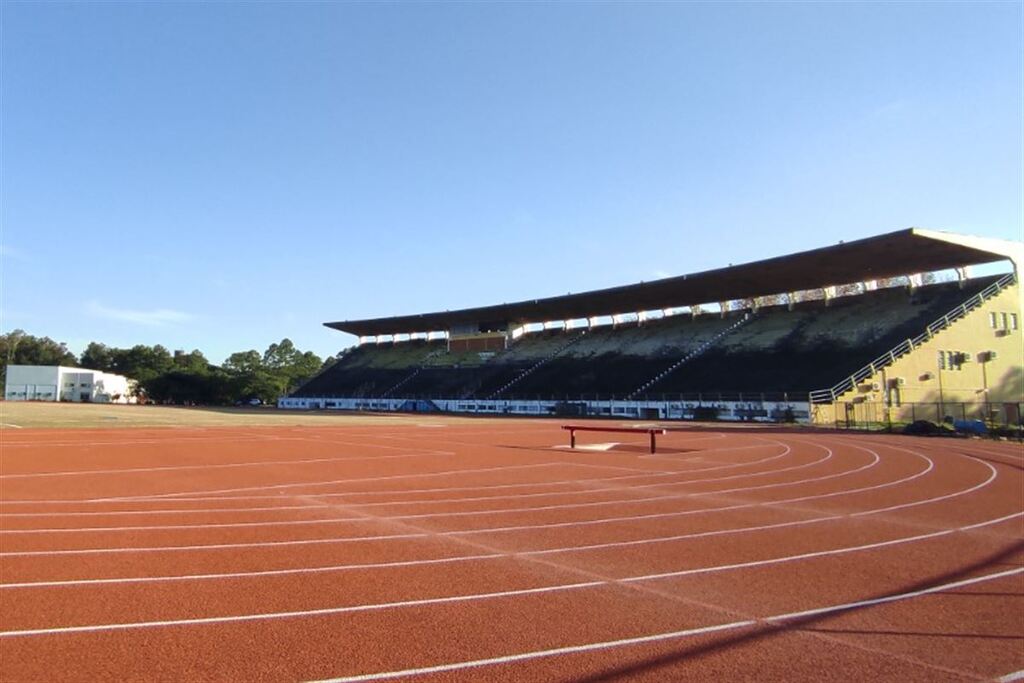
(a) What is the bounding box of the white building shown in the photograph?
[4,365,136,403]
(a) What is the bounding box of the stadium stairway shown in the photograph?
[381,368,422,398]
[808,271,1017,404]
[627,312,755,399]
[485,330,588,399]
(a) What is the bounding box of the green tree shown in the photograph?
[173,349,210,375]
[263,339,323,394]
[108,345,174,397]
[0,330,78,382]
[224,350,281,403]
[263,339,300,371]
[80,342,115,371]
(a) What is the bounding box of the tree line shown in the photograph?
[0,330,336,405]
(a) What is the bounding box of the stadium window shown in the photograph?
[989,312,996,328]
[1011,313,1019,330]
[937,351,946,370]
[1002,313,1009,330]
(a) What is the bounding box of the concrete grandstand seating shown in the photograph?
[291,276,1000,401]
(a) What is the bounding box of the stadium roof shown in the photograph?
[327,228,1022,337]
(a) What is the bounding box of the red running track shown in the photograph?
[0,420,1022,682]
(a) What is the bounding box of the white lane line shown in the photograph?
[0,445,791,515]
[848,450,994,517]
[997,669,1024,682]
[278,437,456,457]
[0,452,439,480]
[308,567,1024,683]
[0,553,501,588]
[0,516,373,534]
[0,504,331,519]
[0,440,785,505]
[129,451,770,503]
[86,436,770,499]
[0,441,931,555]
[0,442,796,528]
[94,462,572,502]
[0,476,728,517]
[638,441,765,460]
[619,512,1023,583]
[0,423,24,429]
[0,581,606,637]
[0,435,284,448]
[2,465,1003,588]
[0,531,428,557]
[1,444,852,534]
[0,511,864,588]
[1,524,1019,638]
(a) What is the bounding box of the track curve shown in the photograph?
[1,421,1021,682]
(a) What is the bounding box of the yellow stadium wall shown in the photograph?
[812,280,1023,426]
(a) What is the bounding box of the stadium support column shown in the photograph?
[823,286,837,307]
[955,266,970,290]
[786,293,796,311]
[718,302,728,319]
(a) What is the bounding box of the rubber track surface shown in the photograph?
[1,421,1021,682]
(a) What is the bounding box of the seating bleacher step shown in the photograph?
[485,330,588,399]
[626,312,755,399]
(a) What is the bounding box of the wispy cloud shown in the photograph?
[867,99,909,120]
[85,301,193,327]
[0,244,29,262]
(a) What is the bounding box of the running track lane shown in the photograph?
[1,423,1021,681]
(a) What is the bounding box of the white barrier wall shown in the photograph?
[278,396,810,423]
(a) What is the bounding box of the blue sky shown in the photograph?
[2,2,1021,363]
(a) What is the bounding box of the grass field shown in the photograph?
[0,402,477,430]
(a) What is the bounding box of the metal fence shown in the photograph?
[829,401,1023,436]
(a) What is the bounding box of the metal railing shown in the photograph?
[381,368,422,398]
[627,312,754,399]
[486,330,587,399]
[808,272,1017,404]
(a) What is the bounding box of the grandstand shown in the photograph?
[284,228,1023,426]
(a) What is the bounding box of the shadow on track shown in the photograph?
[564,540,1024,683]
